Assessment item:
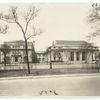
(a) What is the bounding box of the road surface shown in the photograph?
[0,74,100,96]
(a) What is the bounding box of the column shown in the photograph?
[0,51,1,63]
[62,51,66,62]
[80,52,82,61]
[74,52,76,61]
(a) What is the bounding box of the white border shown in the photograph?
[0,0,99,100]
[0,0,100,3]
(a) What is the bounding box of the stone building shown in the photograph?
[0,40,35,64]
[36,51,46,63]
[45,40,99,64]
[1,40,99,65]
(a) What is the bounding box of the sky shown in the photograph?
[0,3,99,51]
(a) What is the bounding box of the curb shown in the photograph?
[0,73,100,80]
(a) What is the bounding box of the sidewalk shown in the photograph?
[0,73,100,80]
[0,67,99,79]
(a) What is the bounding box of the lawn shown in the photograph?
[0,67,100,78]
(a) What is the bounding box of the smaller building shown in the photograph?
[36,51,46,63]
[45,40,99,64]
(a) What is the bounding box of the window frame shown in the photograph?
[71,52,74,61]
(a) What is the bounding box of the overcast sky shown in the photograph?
[0,3,99,51]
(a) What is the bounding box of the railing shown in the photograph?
[0,63,100,72]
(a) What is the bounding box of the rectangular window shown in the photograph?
[15,57,18,62]
[71,52,74,61]
[76,52,80,61]
[82,52,86,61]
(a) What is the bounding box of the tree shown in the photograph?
[87,3,100,60]
[0,6,42,74]
[1,44,10,67]
[87,3,100,38]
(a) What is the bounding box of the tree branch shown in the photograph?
[26,27,42,40]
[15,20,26,39]
[8,7,26,39]
[0,6,41,41]
[0,18,15,23]
[24,7,40,35]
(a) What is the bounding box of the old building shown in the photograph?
[36,51,46,63]
[0,40,35,64]
[45,40,99,64]
[0,40,99,65]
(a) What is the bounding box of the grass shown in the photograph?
[0,67,100,78]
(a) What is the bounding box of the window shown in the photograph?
[28,46,32,49]
[42,58,45,61]
[58,53,62,61]
[71,52,74,61]
[20,46,23,49]
[82,52,86,60]
[23,51,26,55]
[53,56,56,61]
[15,57,18,62]
[24,56,27,63]
[38,58,41,62]
[76,52,80,61]
[53,52,56,61]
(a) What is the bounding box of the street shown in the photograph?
[0,74,100,96]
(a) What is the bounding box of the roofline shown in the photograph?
[4,40,34,44]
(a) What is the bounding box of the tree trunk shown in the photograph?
[50,51,52,69]
[25,39,30,74]
[4,54,6,67]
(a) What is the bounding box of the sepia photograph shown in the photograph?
[0,2,99,97]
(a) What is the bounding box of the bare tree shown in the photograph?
[87,3,100,38]
[87,3,100,63]
[0,6,42,74]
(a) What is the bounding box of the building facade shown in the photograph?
[36,51,46,63]
[0,40,35,64]
[45,40,99,64]
[0,40,99,65]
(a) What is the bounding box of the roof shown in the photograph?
[36,51,46,54]
[4,40,33,45]
[53,40,91,47]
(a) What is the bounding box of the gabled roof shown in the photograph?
[53,40,91,47]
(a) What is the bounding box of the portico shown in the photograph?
[45,40,99,64]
